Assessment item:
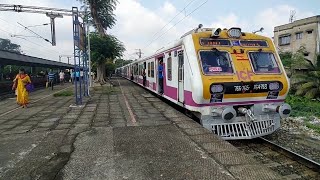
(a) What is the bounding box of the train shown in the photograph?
[116,26,292,140]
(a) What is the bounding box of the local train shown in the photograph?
[116,26,291,140]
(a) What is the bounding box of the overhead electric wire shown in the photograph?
[0,27,61,59]
[149,0,197,41]
[143,0,208,50]
[0,15,65,56]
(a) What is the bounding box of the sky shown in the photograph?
[0,0,319,63]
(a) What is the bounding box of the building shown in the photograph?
[274,15,320,64]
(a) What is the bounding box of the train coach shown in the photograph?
[117,26,292,140]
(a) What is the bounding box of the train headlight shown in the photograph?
[210,84,224,93]
[269,82,280,91]
[227,28,242,38]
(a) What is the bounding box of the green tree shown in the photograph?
[279,51,292,68]
[77,0,117,36]
[77,0,119,83]
[0,38,22,53]
[114,59,133,68]
[293,53,320,99]
[90,33,125,82]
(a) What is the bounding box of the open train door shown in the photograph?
[178,50,184,103]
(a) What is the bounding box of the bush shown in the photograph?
[285,95,320,117]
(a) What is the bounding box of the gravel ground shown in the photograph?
[265,117,320,163]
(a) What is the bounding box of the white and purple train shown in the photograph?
[117,27,291,140]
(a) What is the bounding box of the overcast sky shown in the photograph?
[0,0,319,63]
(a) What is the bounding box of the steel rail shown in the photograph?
[258,137,320,172]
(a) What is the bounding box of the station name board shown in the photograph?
[200,38,231,46]
[239,40,268,47]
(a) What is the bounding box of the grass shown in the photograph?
[93,86,119,95]
[53,90,73,97]
[286,94,320,134]
[285,94,320,117]
[305,122,320,134]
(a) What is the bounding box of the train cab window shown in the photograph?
[199,50,233,75]
[249,52,280,73]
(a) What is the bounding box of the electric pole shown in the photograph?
[135,49,143,59]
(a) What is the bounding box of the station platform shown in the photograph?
[0,79,282,180]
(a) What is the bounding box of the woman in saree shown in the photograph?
[12,69,31,108]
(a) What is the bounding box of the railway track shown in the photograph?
[229,137,320,179]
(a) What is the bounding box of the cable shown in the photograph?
[0,27,60,59]
[0,15,64,56]
[148,0,197,41]
[143,0,208,50]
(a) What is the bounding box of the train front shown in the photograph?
[189,27,291,140]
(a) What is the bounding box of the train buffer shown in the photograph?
[0,78,282,179]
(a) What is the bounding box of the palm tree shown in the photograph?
[293,54,320,99]
[78,0,119,83]
[78,0,117,36]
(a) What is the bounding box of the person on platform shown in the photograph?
[158,61,164,94]
[12,68,31,108]
[59,70,65,85]
[48,69,55,90]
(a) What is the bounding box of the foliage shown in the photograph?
[0,38,22,53]
[279,51,292,68]
[53,90,73,97]
[305,122,320,134]
[105,60,116,77]
[114,59,133,68]
[285,95,320,117]
[77,0,118,35]
[90,33,125,64]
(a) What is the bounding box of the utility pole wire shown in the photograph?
[143,0,208,50]
[148,0,197,41]
[17,22,52,44]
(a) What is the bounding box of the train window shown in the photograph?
[151,62,154,78]
[167,57,172,81]
[199,50,233,75]
[148,62,151,77]
[249,52,280,73]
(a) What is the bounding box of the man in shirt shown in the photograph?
[48,69,55,90]
[158,61,164,94]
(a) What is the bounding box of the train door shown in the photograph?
[178,51,184,103]
[158,57,164,93]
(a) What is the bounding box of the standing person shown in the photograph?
[48,69,55,90]
[75,70,80,82]
[59,70,65,85]
[70,70,74,84]
[12,68,31,108]
[158,61,164,94]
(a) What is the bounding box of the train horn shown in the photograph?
[212,107,236,121]
[263,103,291,118]
[211,28,221,37]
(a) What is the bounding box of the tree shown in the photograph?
[0,38,22,53]
[77,0,117,36]
[90,33,125,82]
[77,0,119,83]
[115,59,133,68]
[292,54,320,99]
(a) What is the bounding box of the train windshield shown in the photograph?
[249,52,280,73]
[199,50,233,75]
